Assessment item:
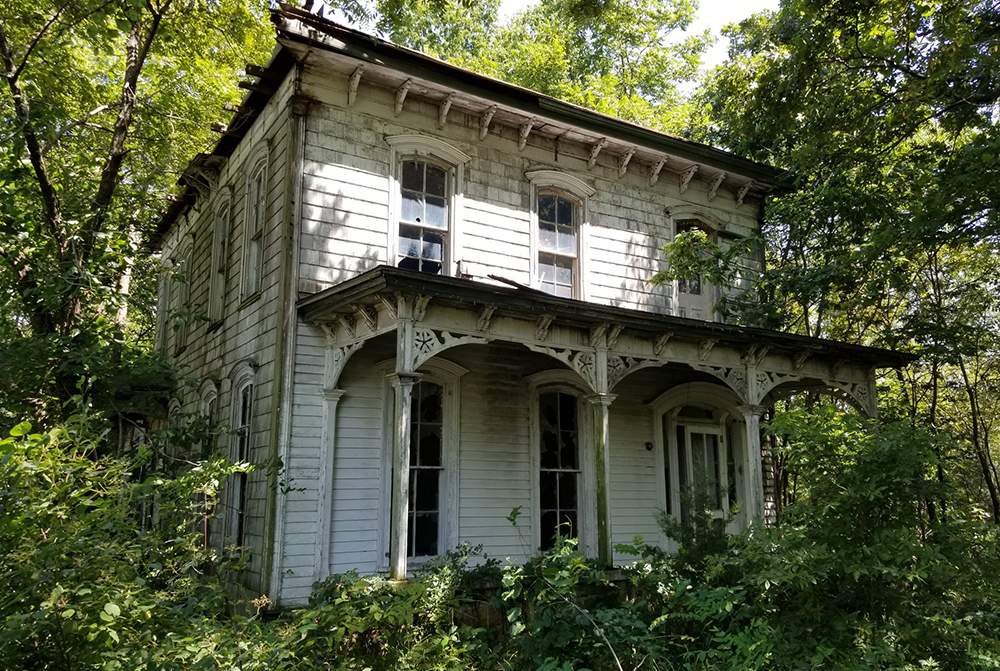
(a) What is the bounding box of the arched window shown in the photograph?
[242,154,268,299]
[652,384,748,537]
[208,196,231,323]
[228,363,255,546]
[386,135,470,277]
[538,390,581,548]
[527,170,595,300]
[528,369,595,554]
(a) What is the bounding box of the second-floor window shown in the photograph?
[398,159,449,275]
[536,192,579,298]
[242,160,266,299]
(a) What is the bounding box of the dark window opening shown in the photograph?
[408,381,444,557]
[539,391,579,549]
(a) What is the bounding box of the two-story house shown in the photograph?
[152,6,911,607]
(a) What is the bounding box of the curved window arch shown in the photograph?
[651,383,748,536]
[386,135,470,277]
[242,146,269,300]
[528,370,595,554]
[527,170,593,299]
[170,239,193,353]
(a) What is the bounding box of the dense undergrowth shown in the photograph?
[2,405,999,670]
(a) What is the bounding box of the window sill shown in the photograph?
[207,319,224,334]
[237,291,262,311]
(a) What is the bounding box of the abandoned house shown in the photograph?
[152,6,911,607]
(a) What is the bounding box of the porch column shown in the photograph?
[588,393,617,565]
[315,388,345,582]
[738,404,766,522]
[388,372,421,580]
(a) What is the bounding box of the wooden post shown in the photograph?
[388,372,421,580]
[739,404,766,522]
[588,393,616,565]
[315,388,345,582]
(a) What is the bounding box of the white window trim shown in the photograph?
[650,382,749,547]
[526,170,594,301]
[241,143,270,301]
[227,361,256,545]
[386,135,470,277]
[377,357,467,573]
[208,188,233,324]
[527,370,596,556]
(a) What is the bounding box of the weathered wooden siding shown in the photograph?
[294,65,760,315]
[157,69,297,594]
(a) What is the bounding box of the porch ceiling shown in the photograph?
[296,266,915,370]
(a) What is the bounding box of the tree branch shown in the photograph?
[0,21,63,252]
[84,2,169,261]
[11,1,77,84]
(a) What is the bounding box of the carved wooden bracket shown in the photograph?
[698,338,718,361]
[649,158,666,186]
[348,65,364,106]
[693,364,748,403]
[708,172,726,201]
[736,181,752,207]
[413,294,431,321]
[328,340,366,388]
[438,92,456,129]
[653,332,674,356]
[618,148,635,178]
[679,165,698,194]
[607,355,662,389]
[535,315,554,341]
[519,117,536,151]
[479,105,496,140]
[394,79,411,116]
[588,138,607,169]
[476,305,496,331]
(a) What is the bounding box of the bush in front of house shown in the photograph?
[2,405,999,670]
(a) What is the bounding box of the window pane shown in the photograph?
[541,430,559,469]
[422,231,444,261]
[539,222,557,250]
[557,225,576,255]
[538,255,555,282]
[414,470,440,511]
[401,191,422,223]
[420,384,442,422]
[398,224,421,258]
[419,427,442,466]
[540,471,557,509]
[424,197,448,229]
[559,393,576,429]
[401,161,422,191]
[555,257,573,287]
[540,393,559,429]
[425,165,447,197]
[556,196,574,225]
[538,194,556,223]
[540,510,558,550]
[558,471,577,510]
[560,432,578,469]
[413,512,438,557]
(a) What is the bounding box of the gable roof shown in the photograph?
[151,5,787,248]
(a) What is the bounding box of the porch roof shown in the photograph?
[297,266,915,369]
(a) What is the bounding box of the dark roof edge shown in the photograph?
[148,46,296,250]
[274,5,787,186]
[297,266,917,369]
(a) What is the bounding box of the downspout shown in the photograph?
[264,61,309,606]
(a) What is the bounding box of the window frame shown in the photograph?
[651,383,749,547]
[241,150,269,301]
[227,363,255,547]
[377,357,466,573]
[528,370,596,556]
[386,135,470,278]
[526,170,595,301]
[208,190,232,325]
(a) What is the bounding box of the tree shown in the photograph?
[0,0,275,421]
[701,0,1000,520]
